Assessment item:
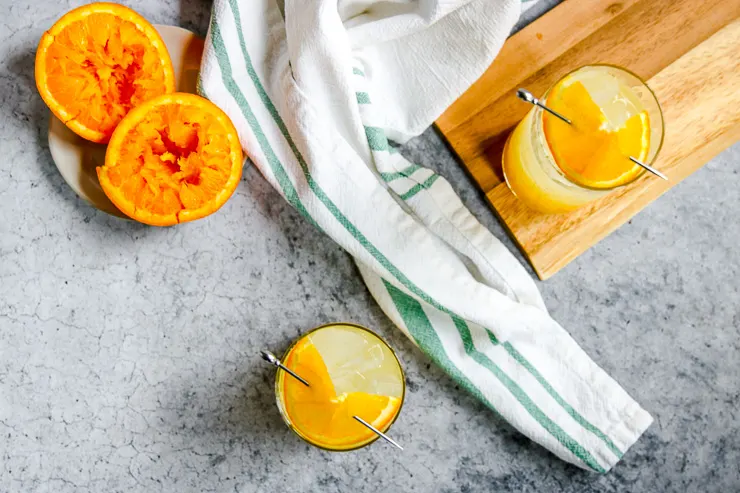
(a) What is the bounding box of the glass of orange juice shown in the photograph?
[502,65,664,214]
[274,323,405,451]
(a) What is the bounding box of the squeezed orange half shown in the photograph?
[98,93,243,226]
[35,3,175,143]
[276,324,404,451]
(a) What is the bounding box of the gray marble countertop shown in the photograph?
[2,1,739,492]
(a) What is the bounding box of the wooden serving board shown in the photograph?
[436,0,740,280]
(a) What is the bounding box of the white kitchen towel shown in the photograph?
[198,0,653,472]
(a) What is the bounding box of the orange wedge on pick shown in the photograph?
[97,93,243,226]
[543,80,650,189]
[35,3,175,143]
[282,336,402,450]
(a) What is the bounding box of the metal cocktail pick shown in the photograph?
[260,350,403,450]
[516,88,573,124]
[261,350,311,386]
[352,416,404,450]
[516,88,668,181]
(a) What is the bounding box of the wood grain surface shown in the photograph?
[436,0,740,279]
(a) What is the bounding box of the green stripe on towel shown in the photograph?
[385,280,604,472]
[380,164,422,182]
[207,21,317,229]
[364,126,390,151]
[451,316,607,472]
[400,174,440,200]
[383,281,502,406]
[500,339,623,458]
[356,92,371,104]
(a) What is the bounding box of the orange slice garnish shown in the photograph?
[544,80,650,189]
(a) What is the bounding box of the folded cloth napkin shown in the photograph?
[199,0,652,472]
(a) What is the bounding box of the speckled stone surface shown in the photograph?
[1,1,739,492]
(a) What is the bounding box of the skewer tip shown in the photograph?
[629,156,668,180]
[353,416,403,450]
[516,88,536,104]
[260,350,278,365]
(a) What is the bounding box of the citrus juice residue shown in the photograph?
[502,66,655,213]
[278,324,404,450]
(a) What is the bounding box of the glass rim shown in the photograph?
[274,322,406,452]
[533,63,665,192]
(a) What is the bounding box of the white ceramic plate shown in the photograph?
[47,25,204,218]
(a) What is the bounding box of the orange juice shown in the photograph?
[503,65,664,213]
[275,323,405,451]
